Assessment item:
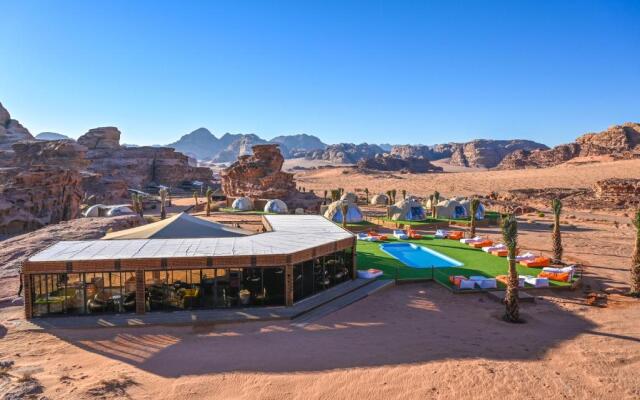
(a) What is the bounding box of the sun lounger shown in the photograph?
[357,233,369,241]
[434,229,448,239]
[496,275,525,288]
[483,243,506,253]
[519,257,551,268]
[460,236,482,244]
[514,252,536,261]
[406,229,422,239]
[490,249,509,257]
[539,265,576,282]
[447,231,464,240]
[368,231,388,241]
[520,275,549,288]
[357,269,383,279]
[448,275,476,289]
[392,229,408,240]
[470,240,493,248]
[468,275,497,289]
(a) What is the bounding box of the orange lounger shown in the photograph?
[470,240,493,248]
[491,249,508,257]
[448,231,464,240]
[406,229,422,239]
[538,271,570,282]
[519,257,551,268]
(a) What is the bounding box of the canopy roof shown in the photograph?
[102,212,251,240]
[29,215,353,262]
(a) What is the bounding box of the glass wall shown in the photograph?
[29,248,352,317]
[31,272,136,317]
[293,247,354,303]
[143,267,286,311]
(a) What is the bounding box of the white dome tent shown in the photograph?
[370,193,389,205]
[324,200,363,223]
[434,199,468,219]
[459,199,485,220]
[340,192,358,203]
[388,197,426,221]
[264,199,288,214]
[231,197,253,211]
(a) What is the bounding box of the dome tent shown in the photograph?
[425,196,447,211]
[340,192,358,203]
[232,197,253,211]
[324,200,363,223]
[389,197,426,221]
[434,199,468,219]
[264,199,288,214]
[459,199,485,220]
[106,205,134,217]
[370,193,389,205]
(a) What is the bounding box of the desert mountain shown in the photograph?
[169,128,327,161]
[497,123,640,169]
[35,132,71,141]
[303,139,547,168]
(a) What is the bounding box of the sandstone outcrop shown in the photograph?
[221,144,321,210]
[594,178,640,208]
[0,102,34,150]
[0,141,88,235]
[497,123,640,169]
[357,153,443,173]
[390,140,547,168]
[304,143,386,164]
[78,127,213,202]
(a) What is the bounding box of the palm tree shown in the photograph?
[193,191,199,208]
[131,193,139,214]
[159,188,168,220]
[323,190,328,205]
[630,209,640,296]
[340,202,349,229]
[391,189,397,204]
[364,188,369,204]
[469,198,480,238]
[401,189,407,200]
[502,214,520,323]
[205,188,213,216]
[433,191,440,218]
[551,198,563,262]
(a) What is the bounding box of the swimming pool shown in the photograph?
[380,243,463,268]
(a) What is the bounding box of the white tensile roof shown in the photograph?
[28,215,353,262]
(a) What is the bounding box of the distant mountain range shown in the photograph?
[168,128,327,161]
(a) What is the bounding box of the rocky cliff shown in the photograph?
[390,139,548,168]
[79,127,213,201]
[357,154,444,173]
[0,102,34,151]
[0,141,87,235]
[221,144,321,210]
[497,123,640,169]
[304,143,386,164]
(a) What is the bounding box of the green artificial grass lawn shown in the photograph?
[345,220,374,227]
[356,236,574,290]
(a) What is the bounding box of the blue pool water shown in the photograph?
[380,243,463,268]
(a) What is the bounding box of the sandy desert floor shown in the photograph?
[1,161,639,399]
[294,157,640,202]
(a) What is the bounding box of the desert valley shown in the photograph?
[0,98,639,399]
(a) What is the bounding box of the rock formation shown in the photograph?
[78,127,213,202]
[0,141,87,235]
[497,123,640,169]
[594,178,640,208]
[304,143,386,164]
[0,102,34,151]
[390,140,548,168]
[221,144,321,210]
[357,153,443,173]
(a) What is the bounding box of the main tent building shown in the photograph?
[23,214,356,319]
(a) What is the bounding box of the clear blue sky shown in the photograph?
[1,0,639,146]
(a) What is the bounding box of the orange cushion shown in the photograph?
[538,271,570,282]
[449,275,466,286]
[448,231,464,240]
[471,240,493,248]
[491,249,508,257]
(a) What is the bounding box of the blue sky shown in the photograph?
[1,0,639,146]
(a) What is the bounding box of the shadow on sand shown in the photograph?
[32,282,621,377]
